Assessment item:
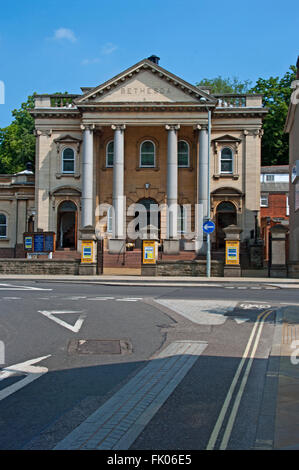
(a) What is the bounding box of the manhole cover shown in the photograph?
[68,339,132,355]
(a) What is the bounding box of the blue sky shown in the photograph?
[0,0,298,127]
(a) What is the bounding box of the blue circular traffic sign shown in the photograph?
[203,220,215,234]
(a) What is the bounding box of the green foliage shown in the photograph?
[196,76,252,94]
[249,66,297,165]
[0,94,36,174]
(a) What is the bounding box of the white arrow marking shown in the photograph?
[234,318,250,324]
[0,355,50,401]
[38,310,86,333]
[0,283,52,291]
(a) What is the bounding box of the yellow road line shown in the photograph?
[206,309,272,450]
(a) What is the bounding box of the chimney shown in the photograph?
[148,55,160,65]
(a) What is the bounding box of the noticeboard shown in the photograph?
[23,232,55,253]
[225,240,240,265]
[142,240,157,264]
[81,240,94,263]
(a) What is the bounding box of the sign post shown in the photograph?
[203,219,215,278]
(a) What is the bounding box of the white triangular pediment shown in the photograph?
[76,59,216,106]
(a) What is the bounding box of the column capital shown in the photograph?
[111,124,126,131]
[165,124,180,131]
[80,124,95,131]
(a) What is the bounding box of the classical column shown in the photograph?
[81,124,95,228]
[109,124,126,253]
[79,124,97,276]
[164,124,180,254]
[196,125,209,254]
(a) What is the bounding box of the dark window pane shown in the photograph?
[63,160,75,172]
[0,226,6,237]
[221,161,233,172]
[0,214,6,225]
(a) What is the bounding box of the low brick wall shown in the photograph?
[156,260,224,277]
[0,259,80,275]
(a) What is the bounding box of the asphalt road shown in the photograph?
[0,279,297,451]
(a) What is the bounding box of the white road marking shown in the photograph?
[38,311,86,333]
[54,341,207,450]
[0,283,52,291]
[116,298,142,302]
[87,297,115,301]
[0,356,50,401]
[207,309,272,450]
[234,318,250,324]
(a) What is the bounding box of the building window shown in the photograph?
[220,147,233,174]
[265,174,275,182]
[62,147,75,173]
[260,194,269,207]
[107,206,113,233]
[178,141,190,167]
[106,141,114,167]
[178,205,187,234]
[140,141,155,167]
[0,214,7,238]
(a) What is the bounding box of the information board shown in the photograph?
[142,240,156,264]
[24,236,33,250]
[225,240,240,265]
[81,240,93,263]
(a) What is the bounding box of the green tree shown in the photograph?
[196,76,252,94]
[0,94,36,174]
[249,66,296,165]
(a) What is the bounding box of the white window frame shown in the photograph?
[61,147,75,174]
[106,140,114,168]
[219,147,233,174]
[107,206,113,233]
[265,174,275,182]
[140,140,156,168]
[0,213,7,239]
[286,196,290,216]
[260,194,269,207]
[178,140,190,168]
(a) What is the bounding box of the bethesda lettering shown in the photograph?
[120,86,171,96]
[107,455,142,467]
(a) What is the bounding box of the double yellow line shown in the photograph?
[206,309,273,450]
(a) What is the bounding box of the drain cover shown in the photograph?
[68,339,132,355]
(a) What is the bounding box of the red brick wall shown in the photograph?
[260,193,289,220]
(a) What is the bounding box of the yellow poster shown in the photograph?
[81,240,93,263]
[142,240,156,264]
[225,240,239,265]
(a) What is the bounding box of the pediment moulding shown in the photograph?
[53,134,82,153]
[75,59,217,106]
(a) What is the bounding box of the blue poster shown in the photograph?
[34,234,44,252]
[44,234,54,252]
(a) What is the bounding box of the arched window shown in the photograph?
[62,147,75,173]
[178,141,189,167]
[106,141,114,167]
[220,147,233,174]
[177,205,187,234]
[107,206,113,233]
[0,214,7,238]
[140,141,155,167]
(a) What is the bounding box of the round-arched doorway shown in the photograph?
[57,201,77,249]
[216,201,237,248]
